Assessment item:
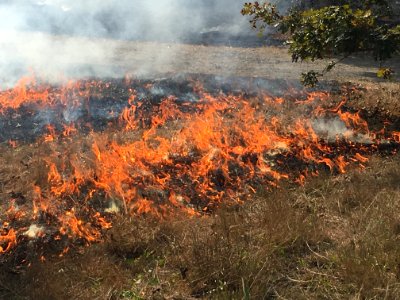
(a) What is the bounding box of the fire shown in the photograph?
[0,76,399,259]
[43,124,59,142]
[0,76,107,115]
[8,140,17,148]
[62,124,77,137]
[59,209,100,242]
[0,76,49,112]
[0,226,16,253]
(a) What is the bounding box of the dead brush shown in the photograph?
[346,82,400,118]
[166,191,326,298]
[288,155,400,299]
[0,245,131,300]
[338,189,400,299]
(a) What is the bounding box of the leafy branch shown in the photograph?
[242,1,400,86]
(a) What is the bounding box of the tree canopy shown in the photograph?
[242,0,400,86]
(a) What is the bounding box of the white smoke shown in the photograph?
[0,0,274,87]
[312,118,372,143]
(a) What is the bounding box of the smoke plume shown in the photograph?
[0,0,284,86]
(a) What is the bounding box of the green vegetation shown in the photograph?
[242,1,400,86]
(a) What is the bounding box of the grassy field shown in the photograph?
[0,82,398,299]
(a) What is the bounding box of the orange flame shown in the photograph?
[0,77,398,257]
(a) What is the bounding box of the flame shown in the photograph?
[62,124,77,137]
[393,132,400,143]
[0,227,16,253]
[0,76,48,112]
[8,140,17,148]
[59,210,100,243]
[0,77,398,257]
[44,125,57,142]
[337,111,369,134]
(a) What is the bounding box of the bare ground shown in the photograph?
[1,31,399,84]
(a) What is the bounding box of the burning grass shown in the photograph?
[0,76,399,298]
[1,156,399,299]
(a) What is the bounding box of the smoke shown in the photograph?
[0,0,275,87]
[312,118,372,143]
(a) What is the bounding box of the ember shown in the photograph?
[0,76,399,261]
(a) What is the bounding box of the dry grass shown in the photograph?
[344,82,400,117]
[1,155,399,299]
[0,84,400,299]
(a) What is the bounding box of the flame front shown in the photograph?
[0,77,398,258]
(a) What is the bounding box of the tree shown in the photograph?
[242,1,400,86]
